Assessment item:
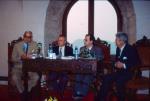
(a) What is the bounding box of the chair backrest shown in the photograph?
[94,38,111,61]
[133,36,150,70]
[126,36,150,90]
[8,37,22,64]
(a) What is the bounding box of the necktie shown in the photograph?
[25,43,29,55]
[59,47,62,57]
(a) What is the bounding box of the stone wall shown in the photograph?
[133,0,150,40]
[111,0,136,44]
[44,0,71,53]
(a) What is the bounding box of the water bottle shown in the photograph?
[74,46,78,59]
[49,44,53,53]
[37,43,43,58]
[48,44,53,59]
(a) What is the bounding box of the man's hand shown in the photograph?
[21,54,30,59]
[115,61,124,69]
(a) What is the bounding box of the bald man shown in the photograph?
[11,31,39,100]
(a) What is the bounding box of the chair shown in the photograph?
[8,37,23,95]
[126,36,150,100]
[94,38,112,74]
[92,38,111,92]
[94,38,111,61]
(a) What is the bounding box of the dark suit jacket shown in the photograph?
[80,45,104,60]
[116,44,140,70]
[52,45,73,56]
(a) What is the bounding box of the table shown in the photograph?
[22,58,98,101]
[22,58,98,74]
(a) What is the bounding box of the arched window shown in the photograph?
[67,0,118,54]
[67,1,88,49]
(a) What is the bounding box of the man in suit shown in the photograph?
[96,32,140,101]
[52,35,73,57]
[12,31,39,100]
[48,35,73,92]
[73,34,103,99]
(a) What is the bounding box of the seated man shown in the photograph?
[48,35,73,92]
[96,32,140,101]
[73,34,103,99]
[11,31,39,100]
[52,35,73,57]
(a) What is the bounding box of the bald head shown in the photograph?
[23,31,33,43]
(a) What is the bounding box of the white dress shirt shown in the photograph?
[87,45,93,51]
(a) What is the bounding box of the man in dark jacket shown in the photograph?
[96,32,140,101]
[52,35,73,57]
[48,35,73,92]
[73,34,103,100]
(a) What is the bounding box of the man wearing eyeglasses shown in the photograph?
[73,34,103,100]
[11,31,39,101]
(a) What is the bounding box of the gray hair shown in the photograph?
[116,32,128,43]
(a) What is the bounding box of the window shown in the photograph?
[67,0,117,54]
[94,1,117,54]
[67,1,88,49]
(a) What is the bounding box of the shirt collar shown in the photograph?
[87,45,93,50]
[120,44,126,52]
[59,46,65,49]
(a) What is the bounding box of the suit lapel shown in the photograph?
[116,47,120,57]
[120,44,128,59]
[64,46,66,56]
[56,46,59,55]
